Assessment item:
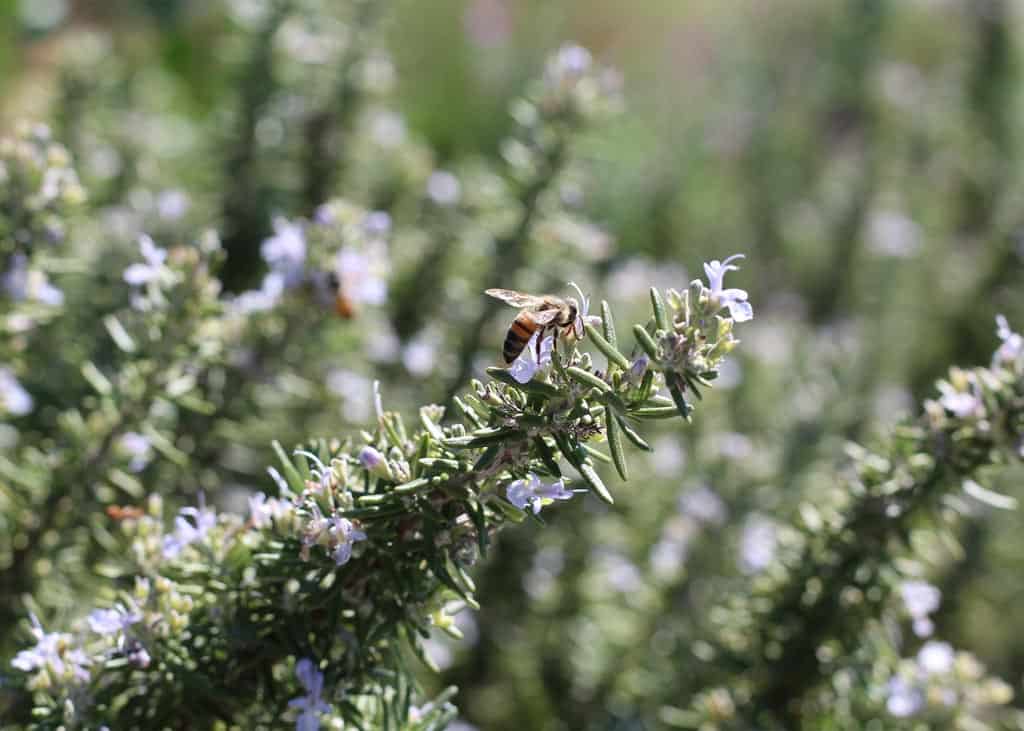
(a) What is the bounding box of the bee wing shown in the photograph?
[485,288,547,308]
[530,309,561,325]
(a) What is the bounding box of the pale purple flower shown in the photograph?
[506,473,574,514]
[326,514,367,566]
[11,614,90,682]
[161,494,216,559]
[261,217,307,286]
[0,367,33,416]
[427,170,461,206]
[508,331,554,384]
[88,604,141,636]
[358,446,386,472]
[232,272,285,314]
[679,486,727,526]
[900,580,940,637]
[937,382,981,419]
[156,189,190,221]
[703,253,753,322]
[994,315,1023,365]
[249,492,292,528]
[364,211,392,238]
[886,676,923,717]
[123,234,167,286]
[739,515,777,574]
[289,658,331,731]
[119,431,153,472]
[336,247,388,306]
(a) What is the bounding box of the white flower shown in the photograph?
[917,641,954,675]
[703,253,753,322]
[261,217,307,286]
[506,473,574,514]
[508,331,554,384]
[290,658,331,731]
[0,367,33,416]
[123,234,167,286]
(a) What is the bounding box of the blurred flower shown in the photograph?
[703,253,752,322]
[232,272,285,314]
[650,435,686,477]
[739,515,777,574]
[261,217,307,287]
[326,369,373,422]
[11,614,90,683]
[289,658,331,731]
[886,676,923,717]
[118,432,153,472]
[506,473,573,514]
[0,367,33,416]
[249,492,292,529]
[900,580,941,637]
[936,382,981,419]
[162,495,217,559]
[402,334,438,377]
[336,246,388,307]
[427,170,461,206]
[867,209,922,258]
[917,641,954,676]
[679,485,727,526]
[88,604,141,635]
[123,234,167,286]
[2,253,64,305]
[508,331,554,384]
[994,315,1022,365]
[370,112,406,148]
[595,550,644,594]
[156,189,190,221]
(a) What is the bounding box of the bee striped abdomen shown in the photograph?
[503,313,538,363]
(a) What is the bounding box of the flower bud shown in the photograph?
[358,446,392,479]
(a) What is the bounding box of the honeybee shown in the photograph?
[326,271,356,319]
[486,288,582,363]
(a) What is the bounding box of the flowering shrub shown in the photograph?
[2,2,1024,730]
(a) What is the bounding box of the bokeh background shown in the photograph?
[2,0,1024,728]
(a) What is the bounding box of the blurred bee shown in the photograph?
[311,271,356,319]
[486,288,580,363]
[106,505,144,521]
[327,272,356,319]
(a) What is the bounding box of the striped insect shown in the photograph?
[485,288,581,364]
